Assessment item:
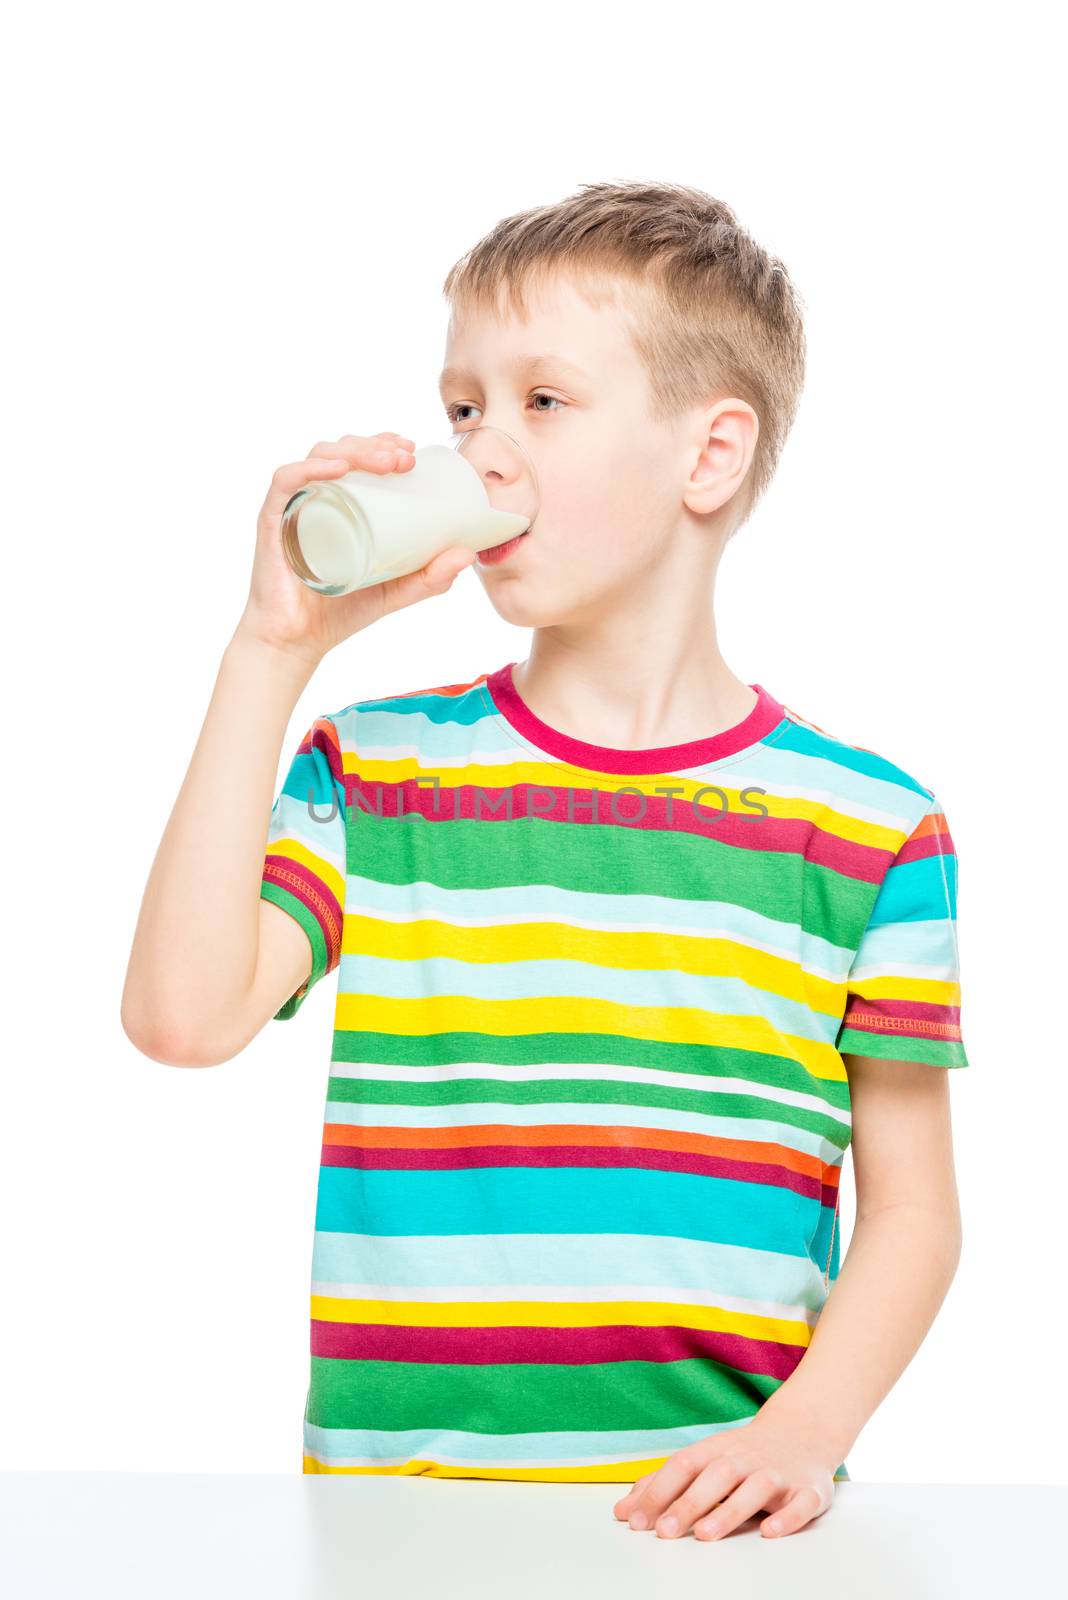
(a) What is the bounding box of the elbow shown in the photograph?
[120,959,263,1065]
[950,1212,964,1272]
[931,1207,964,1281]
[120,1000,244,1069]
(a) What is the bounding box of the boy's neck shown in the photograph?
[510,637,759,753]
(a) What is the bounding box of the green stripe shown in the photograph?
[331,1028,852,1115]
[837,1028,969,1068]
[326,1055,850,1148]
[307,1354,786,1433]
[350,812,880,948]
[260,881,327,1019]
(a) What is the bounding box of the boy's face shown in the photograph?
[439,271,712,629]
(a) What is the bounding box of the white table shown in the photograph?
[1,1473,1065,1598]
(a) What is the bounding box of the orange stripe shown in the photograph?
[322,1120,842,1189]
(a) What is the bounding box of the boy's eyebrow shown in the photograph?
[438,353,591,394]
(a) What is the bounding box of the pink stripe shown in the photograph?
[844,996,961,1029]
[299,718,345,786]
[895,829,956,866]
[311,1316,807,1379]
[345,775,893,884]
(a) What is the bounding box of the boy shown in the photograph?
[122,181,969,1544]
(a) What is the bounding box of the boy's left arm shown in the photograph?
[613,1055,963,1542]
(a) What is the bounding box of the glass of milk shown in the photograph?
[280,426,540,596]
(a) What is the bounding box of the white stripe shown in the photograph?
[326,1058,847,1121]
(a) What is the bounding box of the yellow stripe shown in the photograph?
[309,1293,813,1346]
[333,991,847,1082]
[845,973,962,1005]
[341,914,845,1017]
[265,835,345,906]
[303,1454,678,1480]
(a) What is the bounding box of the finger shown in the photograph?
[333,432,416,455]
[760,1484,827,1539]
[365,546,476,618]
[613,1473,655,1517]
[306,440,360,460]
[307,439,413,471]
[623,1449,713,1530]
[686,1468,782,1542]
[651,1456,751,1538]
[262,456,354,516]
[627,1474,654,1496]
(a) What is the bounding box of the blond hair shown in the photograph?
[442,180,807,532]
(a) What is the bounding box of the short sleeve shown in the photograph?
[259,715,347,1021]
[836,794,969,1068]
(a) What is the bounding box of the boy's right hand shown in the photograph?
[237,432,477,667]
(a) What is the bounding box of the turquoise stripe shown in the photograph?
[797,1191,838,1271]
[339,688,491,729]
[870,853,958,924]
[315,1166,814,1257]
[771,720,935,798]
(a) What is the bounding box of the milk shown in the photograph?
[281,442,533,596]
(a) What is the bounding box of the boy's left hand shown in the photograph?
[611,1411,840,1541]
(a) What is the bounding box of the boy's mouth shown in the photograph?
[476,530,529,566]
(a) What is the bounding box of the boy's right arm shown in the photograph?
[120,430,476,1067]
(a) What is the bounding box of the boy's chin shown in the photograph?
[483,593,555,629]
[482,584,604,631]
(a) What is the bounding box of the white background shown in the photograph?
[3,1,1063,1483]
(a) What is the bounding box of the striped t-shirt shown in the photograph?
[259,662,969,1482]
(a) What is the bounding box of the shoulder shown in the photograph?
[324,670,494,737]
[770,694,943,838]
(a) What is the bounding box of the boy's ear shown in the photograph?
[683,398,760,519]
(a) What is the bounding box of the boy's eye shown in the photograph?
[445,391,564,424]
